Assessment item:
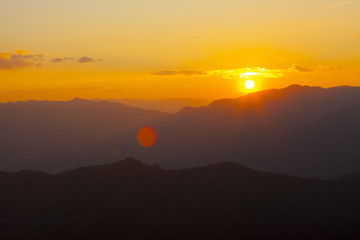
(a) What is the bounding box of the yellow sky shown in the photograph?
[1,0,360,102]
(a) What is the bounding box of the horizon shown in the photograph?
[0,84,358,104]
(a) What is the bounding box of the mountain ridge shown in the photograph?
[1,85,360,179]
[92,97,212,113]
[108,85,360,179]
[0,98,169,172]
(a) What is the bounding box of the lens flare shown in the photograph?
[137,126,158,148]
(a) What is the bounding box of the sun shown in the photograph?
[245,80,255,90]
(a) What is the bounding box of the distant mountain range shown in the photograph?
[1,158,359,239]
[92,98,212,113]
[101,85,360,179]
[0,98,168,172]
[1,85,360,179]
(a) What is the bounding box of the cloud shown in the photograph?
[51,58,63,63]
[152,68,285,80]
[0,50,44,70]
[210,68,285,80]
[11,53,44,61]
[50,57,75,63]
[317,65,344,71]
[151,70,207,76]
[0,57,33,70]
[16,49,30,55]
[151,65,344,81]
[323,0,358,9]
[78,56,94,63]
[290,64,313,72]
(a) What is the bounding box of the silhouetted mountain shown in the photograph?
[92,98,211,113]
[0,158,359,239]
[0,99,168,172]
[2,85,360,179]
[99,85,360,179]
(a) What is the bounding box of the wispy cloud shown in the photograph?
[0,50,44,70]
[50,57,75,63]
[78,56,94,63]
[209,68,284,80]
[152,68,285,80]
[152,65,343,80]
[323,0,358,9]
[51,58,63,63]
[151,70,207,76]
[2,51,99,68]
[317,65,344,71]
[290,65,314,72]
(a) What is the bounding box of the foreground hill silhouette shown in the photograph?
[0,158,359,239]
[0,99,168,172]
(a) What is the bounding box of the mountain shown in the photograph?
[0,158,359,239]
[1,85,360,179]
[98,85,360,179]
[92,98,212,113]
[0,99,169,172]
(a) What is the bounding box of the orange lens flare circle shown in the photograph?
[137,126,158,148]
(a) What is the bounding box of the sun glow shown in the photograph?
[245,80,255,90]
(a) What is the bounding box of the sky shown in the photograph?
[1,0,360,102]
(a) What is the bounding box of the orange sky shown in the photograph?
[1,0,360,102]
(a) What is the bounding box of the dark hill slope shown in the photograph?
[0,158,359,239]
